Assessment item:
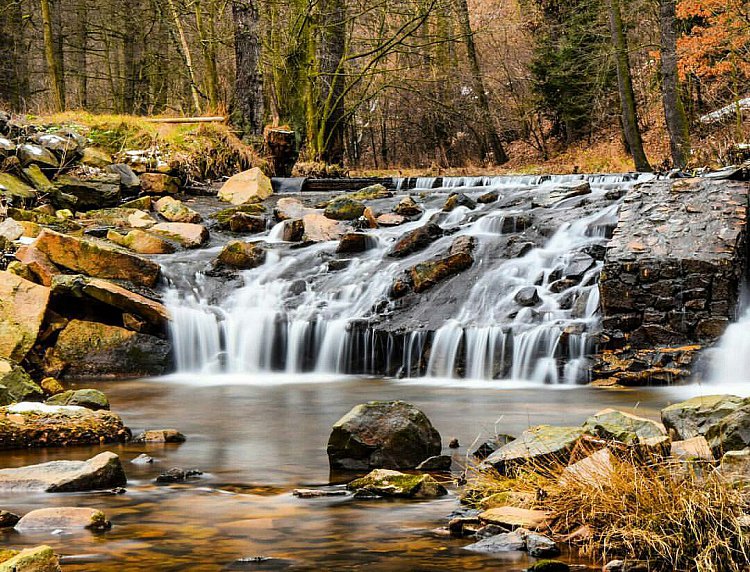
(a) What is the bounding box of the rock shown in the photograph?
[661,395,745,441]
[228,213,267,233]
[449,236,476,256]
[39,377,64,396]
[582,409,666,445]
[120,196,151,210]
[0,173,36,201]
[479,507,550,530]
[327,400,442,470]
[410,252,473,293]
[463,530,526,552]
[35,229,160,287]
[218,168,272,205]
[217,241,267,269]
[155,196,202,223]
[36,132,83,157]
[443,193,476,212]
[0,271,50,362]
[515,286,541,307]
[0,511,19,528]
[13,245,60,286]
[81,146,113,168]
[388,223,443,258]
[377,213,406,227]
[346,469,447,498]
[477,191,499,204]
[0,360,44,405]
[415,455,452,471]
[16,143,59,168]
[324,196,366,221]
[281,219,305,242]
[273,198,307,221]
[51,274,170,329]
[54,174,120,211]
[133,429,186,443]
[22,164,59,193]
[0,545,60,572]
[348,184,391,200]
[483,425,586,475]
[526,532,560,557]
[150,222,209,248]
[15,507,111,532]
[0,451,126,491]
[563,252,595,280]
[362,207,378,228]
[45,389,109,411]
[106,229,175,254]
[0,218,24,241]
[560,448,616,487]
[155,467,202,484]
[106,164,141,191]
[292,488,348,498]
[670,436,713,461]
[0,137,15,155]
[394,196,423,217]
[528,561,570,572]
[706,404,750,457]
[336,233,376,254]
[131,454,154,465]
[302,213,347,242]
[533,181,591,207]
[140,173,179,195]
[76,207,150,229]
[470,435,515,460]
[45,319,170,380]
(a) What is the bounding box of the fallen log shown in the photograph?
[145,116,226,124]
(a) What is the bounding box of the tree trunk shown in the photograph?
[606,0,651,171]
[40,0,65,111]
[454,0,508,165]
[0,0,29,110]
[659,0,690,169]
[195,0,220,112]
[165,0,202,113]
[232,0,264,138]
[72,0,88,108]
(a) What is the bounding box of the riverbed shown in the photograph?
[0,376,744,571]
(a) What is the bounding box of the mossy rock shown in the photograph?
[217,241,267,269]
[583,409,666,445]
[661,395,746,441]
[323,197,366,221]
[346,184,391,201]
[46,389,110,411]
[22,164,55,192]
[528,560,570,572]
[213,204,266,228]
[346,469,447,498]
[0,173,36,200]
[0,545,60,572]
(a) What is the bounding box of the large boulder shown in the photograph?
[106,229,175,255]
[0,546,60,572]
[45,389,110,411]
[54,174,121,211]
[346,469,446,498]
[274,197,307,221]
[582,409,666,445]
[15,507,110,532]
[482,426,586,475]
[16,143,58,169]
[324,197,366,221]
[327,401,442,470]
[705,404,750,457]
[0,451,126,491]
[661,395,746,440]
[218,167,273,205]
[150,222,209,248]
[388,223,443,258]
[34,229,160,288]
[155,196,202,223]
[139,173,179,195]
[0,272,50,362]
[0,360,43,406]
[302,213,347,243]
[410,252,474,293]
[44,319,170,380]
[216,241,267,269]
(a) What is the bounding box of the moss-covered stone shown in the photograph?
[345,184,392,201]
[324,196,366,221]
[410,252,473,293]
[0,173,36,200]
[583,409,666,445]
[661,395,746,441]
[120,196,152,210]
[0,545,60,572]
[0,359,44,406]
[46,389,110,411]
[155,196,201,223]
[22,164,55,193]
[346,469,447,498]
[216,241,267,269]
[0,271,50,362]
[528,560,570,572]
[213,204,267,227]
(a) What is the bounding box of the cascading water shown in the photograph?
[163,173,653,382]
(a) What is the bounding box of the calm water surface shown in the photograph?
[0,376,741,571]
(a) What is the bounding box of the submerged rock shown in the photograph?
[155,467,202,484]
[218,168,272,205]
[134,429,186,443]
[661,395,746,441]
[0,451,126,491]
[346,469,447,498]
[327,400,442,470]
[0,271,50,362]
[15,507,111,532]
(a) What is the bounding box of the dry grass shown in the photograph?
[465,451,750,572]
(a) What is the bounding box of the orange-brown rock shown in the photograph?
[13,245,60,286]
[106,229,175,255]
[0,271,50,362]
[150,223,209,248]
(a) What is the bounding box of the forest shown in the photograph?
[0,0,748,172]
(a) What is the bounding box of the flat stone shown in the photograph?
[134,429,186,443]
[670,436,713,461]
[479,507,550,530]
[302,213,347,242]
[0,451,126,492]
[346,469,447,498]
[292,489,348,498]
[106,229,175,254]
[560,448,616,487]
[150,222,209,248]
[583,409,666,444]
[13,245,60,286]
[463,530,526,553]
[45,389,109,411]
[15,507,110,531]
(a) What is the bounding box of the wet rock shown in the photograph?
[388,223,443,258]
[140,173,179,195]
[292,488,348,498]
[134,429,187,443]
[0,173,36,201]
[44,319,170,380]
[0,360,44,406]
[131,454,154,465]
[120,196,151,210]
[470,434,515,460]
[348,184,391,200]
[394,196,423,217]
[415,455,452,471]
[35,229,160,287]
[582,409,666,445]
[45,389,109,411]
[219,168,272,205]
[155,467,202,484]
[563,252,594,279]
[526,532,560,557]
[483,425,585,475]
[0,545,60,571]
[324,197,366,221]
[0,271,50,362]
[106,229,175,254]
[54,174,121,211]
[346,469,447,498]
[376,213,406,227]
[337,232,376,254]
[13,245,60,286]
[515,286,541,307]
[228,213,267,234]
[302,213,346,242]
[0,511,20,528]
[463,530,526,552]
[477,191,499,204]
[17,143,59,169]
[661,395,745,441]
[706,404,750,457]
[479,507,550,530]
[528,561,569,572]
[15,507,111,532]
[533,181,591,207]
[155,196,202,223]
[0,451,126,491]
[443,193,476,212]
[217,241,267,269]
[410,252,473,293]
[273,198,306,222]
[150,222,209,248]
[281,219,305,242]
[327,400,442,470]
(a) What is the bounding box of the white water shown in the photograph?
[165,174,650,383]
[708,306,750,383]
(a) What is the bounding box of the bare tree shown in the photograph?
[232,0,264,137]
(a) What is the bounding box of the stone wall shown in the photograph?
[595,178,749,385]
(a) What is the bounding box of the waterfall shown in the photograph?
[164,175,645,383]
[708,306,750,383]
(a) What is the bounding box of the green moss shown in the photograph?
[213,204,266,226]
[528,560,570,572]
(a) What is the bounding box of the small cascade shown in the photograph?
[164,174,646,383]
[707,306,750,383]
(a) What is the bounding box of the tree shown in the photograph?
[232,0,264,138]
[606,0,651,171]
[40,0,65,111]
[0,0,29,109]
[659,0,690,168]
